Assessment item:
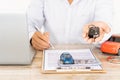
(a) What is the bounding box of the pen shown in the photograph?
[34,25,55,49]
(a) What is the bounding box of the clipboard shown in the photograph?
[41,49,105,74]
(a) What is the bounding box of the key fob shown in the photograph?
[88,25,100,38]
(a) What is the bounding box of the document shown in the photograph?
[43,49,103,71]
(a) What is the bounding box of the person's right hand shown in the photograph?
[31,31,50,50]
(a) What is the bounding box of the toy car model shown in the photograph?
[101,34,120,56]
[60,52,74,64]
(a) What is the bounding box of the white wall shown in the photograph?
[113,0,120,33]
[0,0,31,13]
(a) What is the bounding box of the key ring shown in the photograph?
[107,56,120,64]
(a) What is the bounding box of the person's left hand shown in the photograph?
[82,21,111,43]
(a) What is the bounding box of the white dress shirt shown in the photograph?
[27,0,113,44]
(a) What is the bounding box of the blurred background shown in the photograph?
[113,0,120,34]
[0,0,119,34]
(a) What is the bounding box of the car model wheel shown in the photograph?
[118,49,120,56]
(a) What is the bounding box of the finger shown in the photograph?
[87,38,95,43]
[101,25,111,33]
[35,31,49,43]
[44,32,50,44]
[32,40,44,50]
[32,33,50,48]
[94,21,111,33]
[32,36,50,48]
[44,32,53,47]
[91,21,111,33]
[84,35,89,41]
[82,24,89,38]
[44,32,49,38]
[32,38,50,50]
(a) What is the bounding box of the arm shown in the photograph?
[26,0,50,50]
[27,0,45,39]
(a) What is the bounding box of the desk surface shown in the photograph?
[0,44,120,80]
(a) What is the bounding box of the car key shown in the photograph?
[88,25,100,52]
[88,25,100,39]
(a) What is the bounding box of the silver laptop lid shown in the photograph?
[0,0,35,64]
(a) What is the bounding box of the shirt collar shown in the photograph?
[64,0,81,5]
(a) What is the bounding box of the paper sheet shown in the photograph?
[43,49,102,70]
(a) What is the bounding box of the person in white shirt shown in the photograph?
[27,0,113,50]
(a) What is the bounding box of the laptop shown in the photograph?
[0,0,35,64]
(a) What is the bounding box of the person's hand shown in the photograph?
[31,31,50,50]
[82,21,111,43]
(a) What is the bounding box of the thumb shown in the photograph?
[44,32,49,38]
[82,24,89,38]
[96,21,111,33]
[101,26,111,33]
[43,32,50,43]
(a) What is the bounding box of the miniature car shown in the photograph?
[60,52,74,64]
[101,34,120,56]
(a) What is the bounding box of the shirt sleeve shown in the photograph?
[26,0,45,40]
[94,0,113,43]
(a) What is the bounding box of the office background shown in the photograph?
[113,0,120,33]
[0,0,119,34]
